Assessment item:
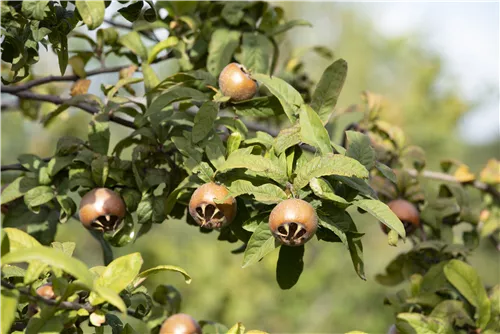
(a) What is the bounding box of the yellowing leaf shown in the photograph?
[454,165,475,183]
[70,79,91,97]
[480,159,500,185]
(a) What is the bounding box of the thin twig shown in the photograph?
[104,19,160,42]
[2,90,137,129]
[1,279,95,312]
[1,53,172,93]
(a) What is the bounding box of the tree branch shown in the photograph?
[1,90,137,129]
[1,279,95,312]
[1,53,172,94]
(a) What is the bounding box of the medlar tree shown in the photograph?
[1,1,499,334]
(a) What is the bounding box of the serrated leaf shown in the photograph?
[252,73,303,123]
[273,124,301,154]
[293,154,368,190]
[311,59,348,123]
[1,246,93,288]
[299,104,332,155]
[219,149,288,184]
[192,101,218,143]
[345,130,375,170]
[76,1,105,30]
[352,199,406,239]
[227,180,287,204]
[444,259,491,329]
[242,222,278,268]
[233,96,283,118]
[207,29,241,76]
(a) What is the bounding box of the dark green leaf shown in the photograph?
[311,59,348,123]
[252,73,303,123]
[345,130,375,170]
[227,180,287,204]
[242,221,278,268]
[117,1,143,22]
[1,289,19,334]
[239,32,273,74]
[88,115,110,155]
[347,232,365,280]
[299,104,332,155]
[192,101,218,143]
[24,186,55,209]
[293,154,368,190]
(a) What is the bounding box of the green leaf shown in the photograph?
[106,77,143,100]
[332,175,377,198]
[24,186,55,209]
[192,101,219,143]
[22,1,49,20]
[117,1,143,22]
[221,2,249,26]
[206,137,226,170]
[233,96,283,118]
[131,265,192,288]
[25,306,61,334]
[252,73,303,123]
[227,180,287,204]
[269,19,312,36]
[90,253,143,306]
[145,87,206,119]
[242,221,278,268]
[299,104,332,155]
[91,156,109,187]
[242,212,271,233]
[239,32,273,74]
[47,156,74,176]
[1,289,19,334]
[276,245,304,290]
[375,161,397,184]
[430,300,474,327]
[219,149,288,184]
[0,176,38,204]
[244,131,274,150]
[1,246,94,288]
[318,214,348,246]
[93,286,126,313]
[444,259,491,329]
[18,154,45,172]
[310,177,348,205]
[119,31,148,60]
[345,131,375,170]
[207,29,241,76]
[51,242,76,257]
[88,115,110,155]
[76,0,105,30]
[352,199,406,239]
[2,228,40,252]
[396,313,453,334]
[147,36,178,64]
[43,94,103,127]
[293,154,369,190]
[347,232,365,280]
[273,124,301,155]
[311,59,348,123]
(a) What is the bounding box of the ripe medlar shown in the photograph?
[188,182,237,229]
[36,284,56,299]
[269,198,318,246]
[79,188,126,232]
[218,63,257,101]
[159,313,202,334]
[381,199,420,234]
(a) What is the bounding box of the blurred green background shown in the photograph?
[1,2,499,333]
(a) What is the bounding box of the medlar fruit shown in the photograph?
[269,198,318,246]
[79,188,126,232]
[218,63,257,101]
[159,313,202,334]
[381,199,420,234]
[36,284,56,299]
[188,182,236,229]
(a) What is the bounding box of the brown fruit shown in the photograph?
[188,182,236,229]
[36,284,56,299]
[79,188,126,232]
[159,313,202,334]
[218,63,257,101]
[381,199,420,234]
[269,198,318,247]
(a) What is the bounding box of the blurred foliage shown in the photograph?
[1,2,498,333]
